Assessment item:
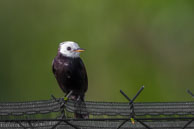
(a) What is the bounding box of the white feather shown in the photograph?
[59,41,81,58]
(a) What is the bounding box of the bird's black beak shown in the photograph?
[73,48,85,52]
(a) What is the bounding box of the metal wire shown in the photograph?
[0,88,193,128]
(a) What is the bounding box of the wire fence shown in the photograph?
[0,86,194,129]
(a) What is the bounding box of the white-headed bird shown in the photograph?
[52,41,88,118]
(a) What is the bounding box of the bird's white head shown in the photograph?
[59,41,85,58]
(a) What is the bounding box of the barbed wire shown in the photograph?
[0,86,193,129]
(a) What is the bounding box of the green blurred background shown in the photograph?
[0,0,194,102]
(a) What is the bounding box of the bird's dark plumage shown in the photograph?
[52,53,88,98]
[52,41,88,118]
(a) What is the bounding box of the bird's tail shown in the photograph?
[70,95,89,118]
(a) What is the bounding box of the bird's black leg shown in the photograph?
[75,95,89,119]
[75,95,82,107]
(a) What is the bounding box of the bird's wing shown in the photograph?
[62,58,88,95]
[52,59,56,74]
[77,58,88,93]
[52,58,71,93]
[52,57,88,95]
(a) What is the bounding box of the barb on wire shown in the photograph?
[0,86,194,129]
[136,120,153,129]
[118,86,145,128]
[16,121,27,129]
[182,119,194,129]
[187,89,194,98]
[51,94,58,101]
[120,85,144,104]
[120,90,131,101]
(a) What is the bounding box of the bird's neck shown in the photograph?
[58,52,79,60]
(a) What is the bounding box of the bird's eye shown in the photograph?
[67,47,71,51]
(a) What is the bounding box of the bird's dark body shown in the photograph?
[52,53,88,98]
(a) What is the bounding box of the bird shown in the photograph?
[52,41,88,118]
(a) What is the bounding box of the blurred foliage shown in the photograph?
[0,0,194,102]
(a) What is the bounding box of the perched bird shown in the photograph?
[52,41,88,118]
